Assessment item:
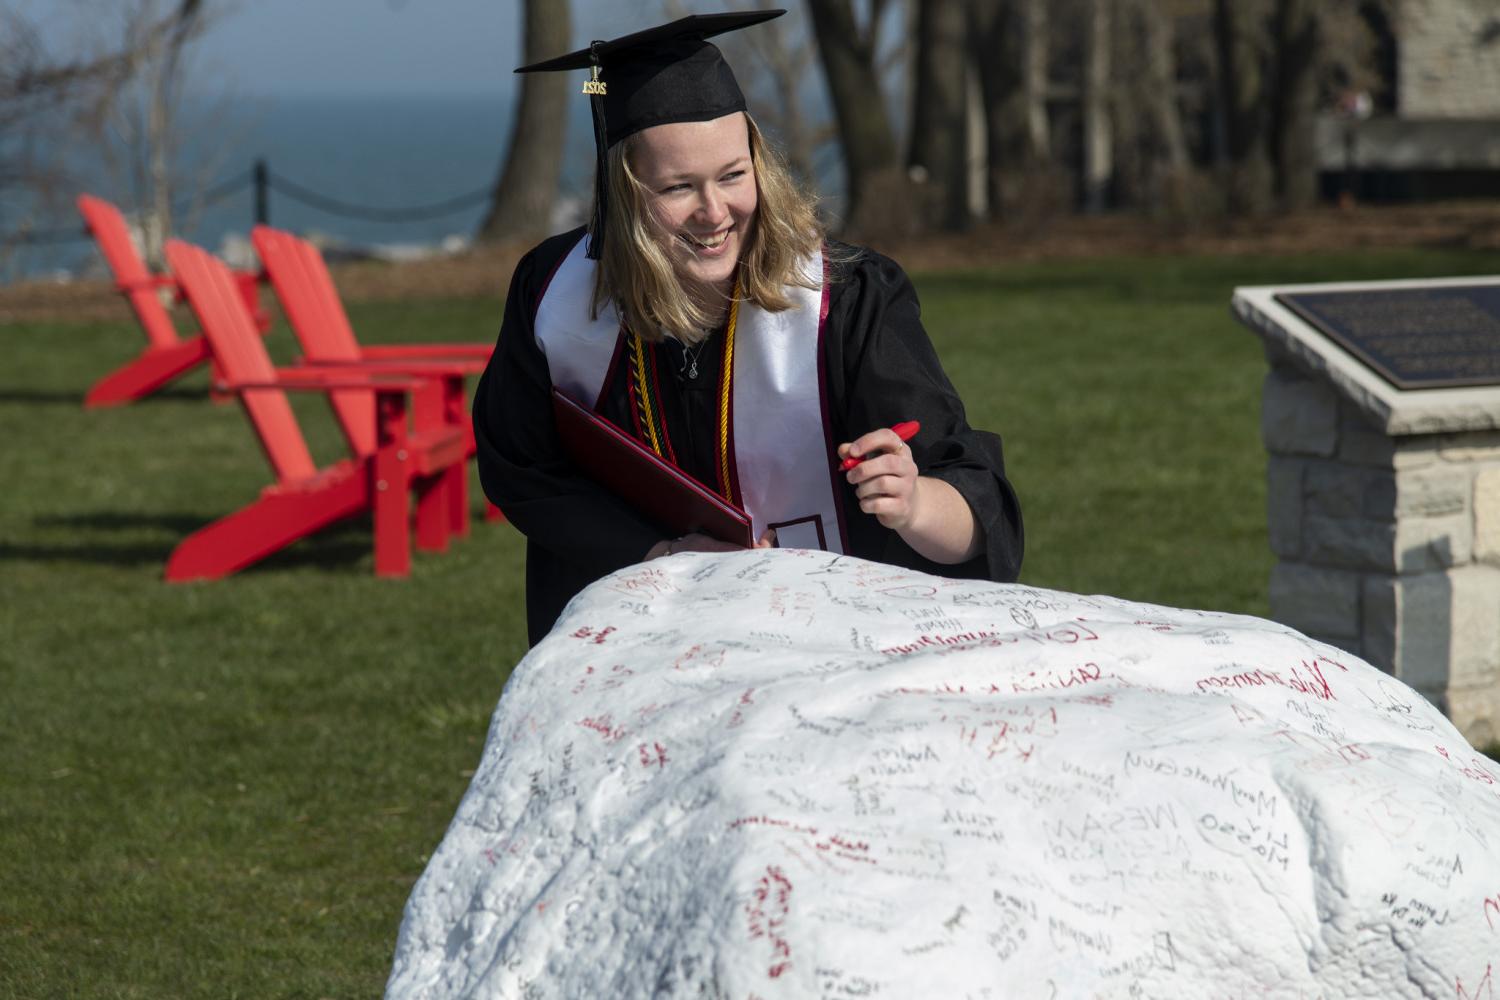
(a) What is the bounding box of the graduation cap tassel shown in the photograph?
[585,43,609,260]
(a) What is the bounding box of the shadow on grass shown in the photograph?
[21,510,375,574]
[35,511,213,534]
[250,536,373,574]
[0,389,92,405]
[0,386,212,405]
[0,540,175,567]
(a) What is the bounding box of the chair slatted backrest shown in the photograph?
[251,225,376,456]
[164,240,320,484]
[77,194,182,350]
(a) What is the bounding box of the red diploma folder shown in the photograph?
[551,388,754,548]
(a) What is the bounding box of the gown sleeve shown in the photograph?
[824,246,1024,582]
[471,235,667,632]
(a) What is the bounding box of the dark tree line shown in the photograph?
[822,0,1389,234]
[1,0,1396,259]
[478,0,1400,245]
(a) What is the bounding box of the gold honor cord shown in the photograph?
[715,277,741,505]
[626,274,742,503]
[628,333,667,459]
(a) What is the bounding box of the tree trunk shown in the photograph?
[1081,0,1113,213]
[907,0,971,230]
[136,0,203,267]
[972,0,1017,216]
[805,0,900,234]
[1272,0,1320,210]
[477,0,570,244]
[1113,0,1192,213]
[972,0,1052,219]
[966,66,988,219]
[1139,0,1189,178]
[1023,0,1051,162]
[1214,0,1274,216]
[144,35,171,269]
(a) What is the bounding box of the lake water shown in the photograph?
[8,93,599,280]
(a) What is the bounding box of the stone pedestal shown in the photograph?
[1234,277,1500,746]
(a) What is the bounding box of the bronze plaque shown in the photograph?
[1275,285,1500,390]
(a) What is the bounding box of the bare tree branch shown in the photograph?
[2,0,224,260]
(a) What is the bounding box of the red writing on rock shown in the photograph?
[1456,963,1492,1000]
[605,567,677,598]
[637,742,669,769]
[571,666,593,695]
[569,625,617,644]
[745,865,794,979]
[576,715,628,743]
[1012,661,1104,694]
[1436,746,1500,794]
[1195,658,1340,701]
[954,708,1061,765]
[1483,893,1500,931]
[571,663,635,696]
[483,834,528,867]
[1339,743,1371,763]
[813,834,877,866]
[728,687,756,729]
[674,643,726,671]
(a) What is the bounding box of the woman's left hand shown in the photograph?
[839,428,920,530]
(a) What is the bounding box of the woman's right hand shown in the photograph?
[646,528,776,561]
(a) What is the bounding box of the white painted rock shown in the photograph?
[387,550,1500,998]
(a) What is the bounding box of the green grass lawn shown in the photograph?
[2,247,1496,997]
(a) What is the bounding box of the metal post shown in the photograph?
[1342,127,1357,207]
[253,159,269,226]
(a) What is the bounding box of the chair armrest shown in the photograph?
[292,358,485,377]
[217,368,430,393]
[115,275,178,293]
[358,344,492,361]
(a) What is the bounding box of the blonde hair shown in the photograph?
[591,113,824,343]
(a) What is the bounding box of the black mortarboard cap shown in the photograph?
[516,10,786,258]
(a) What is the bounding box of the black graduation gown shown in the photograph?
[472,228,1024,645]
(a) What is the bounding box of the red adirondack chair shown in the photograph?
[163,239,472,580]
[77,194,268,408]
[251,225,491,368]
[250,224,503,522]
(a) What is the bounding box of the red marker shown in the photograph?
[839,420,921,471]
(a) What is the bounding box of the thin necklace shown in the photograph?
[679,334,710,379]
[680,287,732,379]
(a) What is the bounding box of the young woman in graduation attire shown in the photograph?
[473,10,1024,646]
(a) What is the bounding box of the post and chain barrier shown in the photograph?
[3,158,494,245]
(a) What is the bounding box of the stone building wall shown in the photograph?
[1399,0,1500,118]
[1263,346,1500,745]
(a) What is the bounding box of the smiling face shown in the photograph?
[629,113,758,297]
